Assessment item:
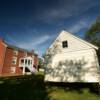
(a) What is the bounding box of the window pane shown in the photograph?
[62,41,68,48]
[28,60,30,65]
[12,57,17,65]
[24,52,27,56]
[13,50,18,56]
[25,59,27,64]
[21,59,24,63]
[11,67,16,73]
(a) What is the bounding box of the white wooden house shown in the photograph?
[44,30,100,83]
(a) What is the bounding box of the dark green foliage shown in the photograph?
[0,75,49,100]
[85,17,100,64]
[85,20,100,46]
[38,58,44,68]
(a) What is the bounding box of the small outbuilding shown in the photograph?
[44,30,100,83]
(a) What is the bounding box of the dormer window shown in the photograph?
[62,41,68,48]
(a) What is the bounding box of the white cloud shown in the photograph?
[16,35,51,50]
[5,31,53,56]
[6,34,19,45]
[36,0,100,23]
[67,19,89,33]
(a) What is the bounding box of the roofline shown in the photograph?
[48,31,62,49]
[62,30,98,50]
[3,41,37,54]
[47,30,98,52]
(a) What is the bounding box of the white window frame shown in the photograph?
[62,40,68,48]
[11,67,16,73]
[13,50,18,56]
[24,51,27,57]
[12,57,17,65]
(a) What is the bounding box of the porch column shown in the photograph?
[23,59,25,75]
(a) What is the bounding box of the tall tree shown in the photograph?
[85,17,100,45]
[85,17,100,64]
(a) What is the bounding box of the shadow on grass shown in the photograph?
[0,75,49,100]
[45,82,100,95]
[0,75,100,100]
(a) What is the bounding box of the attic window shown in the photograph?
[62,41,68,48]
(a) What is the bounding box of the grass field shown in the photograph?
[0,74,100,100]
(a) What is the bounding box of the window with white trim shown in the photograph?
[13,50,18,56]
[62,41,68,48]
[24,51,27,57]
[11,67,16,73]
[12,57,17,65]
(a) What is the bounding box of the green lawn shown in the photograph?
[0,74,100,100]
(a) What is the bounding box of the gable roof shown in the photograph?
[61,30,98,50]
[49,30,98,50]
[3,40,38,56]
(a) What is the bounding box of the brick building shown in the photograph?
[0,38,38,76]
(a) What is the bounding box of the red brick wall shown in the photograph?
[34,55,38,66]
[3,47,13,74]
[1,43,38,76]
[0,39,6,75]
[2,48,25,75]
[15,50,25,75]
[16,50,25,67]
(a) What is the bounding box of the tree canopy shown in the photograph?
[85,17,100,45]
[85,17,100,64]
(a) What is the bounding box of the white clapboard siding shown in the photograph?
[45,30,100,83]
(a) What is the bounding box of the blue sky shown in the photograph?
[0,0,100,56]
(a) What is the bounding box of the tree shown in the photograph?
[38,57,44,69]
[85,17,100,64]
